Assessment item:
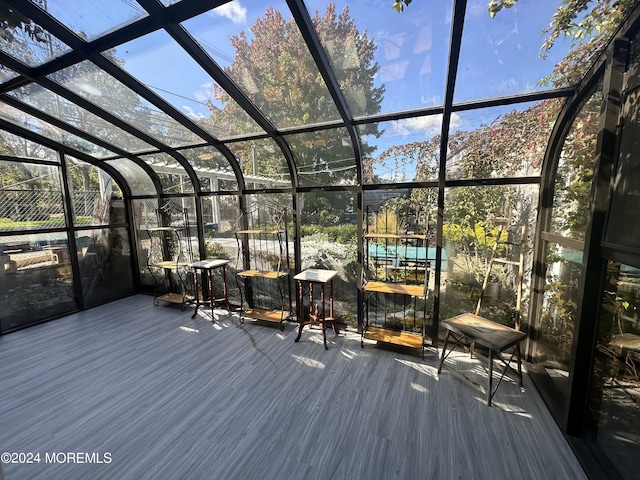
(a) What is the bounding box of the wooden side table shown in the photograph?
[190,259,232,319]
[294,268,339,350]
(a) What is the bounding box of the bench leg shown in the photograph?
[487,349,494,406]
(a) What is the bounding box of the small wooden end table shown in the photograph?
[190,259,232,319]
[294,268,339,350]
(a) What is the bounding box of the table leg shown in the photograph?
[437,331,451,374]
[221,265,232,312]
[488,349,494,406]
[321,283,328,350]
[295,280,304,342]
[516,343,523,387]
[191,270,200,319]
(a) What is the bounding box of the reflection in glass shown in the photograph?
[0,130,57,161]
[550,82,603,241]
[133,199,159,292]
[441,185,538,324]
[0,232,76,332]
[359,116,441,184]
[287,128,356,187]
[535,243,583,397]
[0,161,65,231]
[226,139,291,188]
[0,102,116,158]
[589,261,640,478]
[76,227,134,307]
[104,158,157,196]
[180,146,238,192]
[66,157,124,227]
[446,101,560,180]
[139,153,194,194]
[37,0,147,42]
[107,29,262,139]
[49,61,206,148]
[9,85,153,153]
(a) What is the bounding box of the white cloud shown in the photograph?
[391,113,462,136]
[213,1,247,24]
[183,106,205,121]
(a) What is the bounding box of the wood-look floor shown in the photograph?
[0,295,587,480]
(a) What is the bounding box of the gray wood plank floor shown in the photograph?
[0,295,587,480]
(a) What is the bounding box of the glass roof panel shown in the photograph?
[287,128,356,187]
[48,60,205,148]
[0,101,116,158]
[0,65,19,84]
[306,0,453,116]
[446,99,563,180]
[358,115,442,184]
[34,0,148,42]
[181,0,342,128]
[226,138,292,188]
[138,152,194,194]
[180,146,238,192]
[104,158,157,196]
[0,9,70,66]
[8,84,154,154]
[104,29,263,139]
[0,129,57,161]
[454,0,574,102]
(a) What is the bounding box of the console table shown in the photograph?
[294,268,339,350]
[190,259,232,319]
[437,312,526,406]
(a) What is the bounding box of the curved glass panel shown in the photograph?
[446,100,562,180]
[35,0,148,42]
[0,129,57,160]
[359,115,442,184]
[455,1,573,102]
[0,232,76,332]
[105,29,263,139]
[0,160,65,231]
[104,158,157,196]
[181,0,342,128]
[66,157,124,227]
[0,64,19,84]
[226,139,292,188]
[9,85,154,154]
[308,0,453,115]
[287,128,356,187]
[0,12,70,67]
[48,61,205,148]
[180,146,238,192]
[139,152,194,194]
[549,82,603,241]
[0,102,116,158]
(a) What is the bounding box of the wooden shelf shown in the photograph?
[363,326,424,349]
[237,229,283,235]
[152,260,190,269]
[238,269,288,279]
[243,308,290,323]
[364,281,425,296]
[156,293,193,304]
[147,226,187,232]
[365,233,427,240]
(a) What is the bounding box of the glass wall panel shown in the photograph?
[550,82,603,241]
[9,85,153,153]
[0,13,69,67]
[104,158,157,196]
[181,1,341,129]
[307,0,453,115]
[226,139,292,188]
[446,101,561,180]
[287,128,356,187]
[133,198,159,293]
[588,261,640,479]
[0,102,116,158]
[106,30,262,139]
[139,153,194,194]
[49,61,206,148]
[0,232,76,332]
[36,0,148,42]
[0,161,65,231]
[359,116,441,184]
[75,227,134,308]
[180,146,238,192]
[441,184,538,326]
[0,130,57,160]
[455,0,572,102]
[534,242,583,398]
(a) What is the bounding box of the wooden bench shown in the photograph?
[437,313,526,406]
